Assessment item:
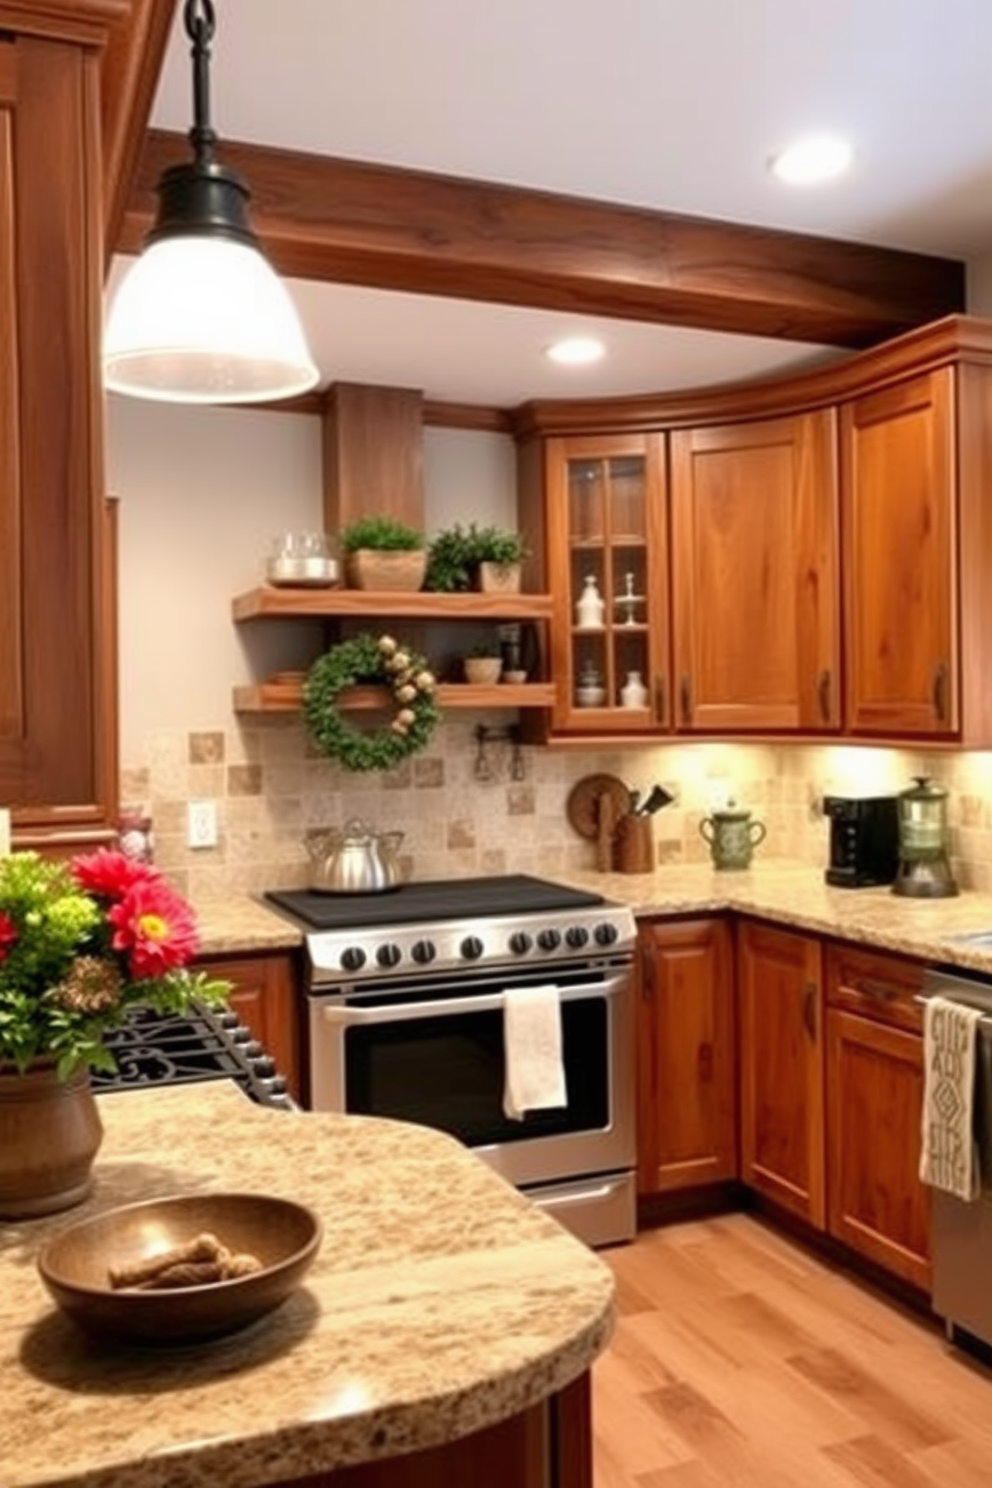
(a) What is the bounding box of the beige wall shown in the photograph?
[108,397,992,901]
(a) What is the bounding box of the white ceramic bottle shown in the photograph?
[575,574,605,629]
[620,670,649,708]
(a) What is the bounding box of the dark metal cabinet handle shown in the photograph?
[850,977,898,1003]
[802,981,818,1041]
[680,675,692,724]
[817,669,832,723]
[932,662,949,722]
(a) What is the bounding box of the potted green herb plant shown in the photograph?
[463,642,503,686]
[339,514,427,592]
[425,523,529,593]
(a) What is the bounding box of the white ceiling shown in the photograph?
[138,0,992,406]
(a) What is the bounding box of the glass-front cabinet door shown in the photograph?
[544,433,669,734]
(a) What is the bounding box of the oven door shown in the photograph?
[307,958,635,1191]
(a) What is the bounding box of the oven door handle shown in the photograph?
[319,981,625,1026]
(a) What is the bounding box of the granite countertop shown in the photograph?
[193,863,992,974]
[4,1085,615,1488]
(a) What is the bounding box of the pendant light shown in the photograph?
[104,0,319,404]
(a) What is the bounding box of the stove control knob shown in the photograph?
[460,935,485,960]
[376,942,402,969]
[230,1024,252,1044]
[252,1055,277,1079]
[537,928,561,952]
[509,931,532,955]
[411,939,437,965]
[341,946,367,972]
[244,1040,264,1060]
[565,925,589,950]
[594,921,619,947]
[217,1008,240,1029]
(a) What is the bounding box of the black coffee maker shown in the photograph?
[892,776,959,898]
[823,795,899,888]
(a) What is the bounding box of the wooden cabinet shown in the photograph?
[534,432,670,735]
[670,410,840,731]
[637,918,737,1195]
[198,952,302,1104]
[737,920,826,1227]
[0,22,117,846]
[841,368,956,737]
[824,942,930,1289]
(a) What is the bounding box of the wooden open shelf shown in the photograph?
[232,586,554,622]
[232,680,557,714]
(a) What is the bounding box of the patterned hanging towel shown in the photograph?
[920,995,984,1201]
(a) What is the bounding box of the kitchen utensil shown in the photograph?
[566,774,632,841]
[37,1192,322,1344]
[304,819,405,894]
[637,783,676,816]
[892,775,959,898]
[699,802,766,870]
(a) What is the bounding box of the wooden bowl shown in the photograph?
[37,1192,322,1345]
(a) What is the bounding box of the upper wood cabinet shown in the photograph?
[670,410,840,732]
[537,433,670,735]
[0,23,116,847]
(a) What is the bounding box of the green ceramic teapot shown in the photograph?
[699,801,766,870]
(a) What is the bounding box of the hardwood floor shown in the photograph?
[592,1215,992,1486]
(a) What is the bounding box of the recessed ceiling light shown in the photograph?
[769,135,854,186]
[545,336,606,367]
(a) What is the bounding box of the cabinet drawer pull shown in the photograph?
[680,675,692,724]
[653,674,666,723]
[850,977,898,1003]
[817,669,832,723]
[802,981,818,1041]
[932,661,949,722]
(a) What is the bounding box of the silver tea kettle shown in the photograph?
[304,818,405,894]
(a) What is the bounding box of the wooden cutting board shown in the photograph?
[566,773,631,840]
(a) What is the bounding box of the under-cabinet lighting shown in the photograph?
[769,134,854,185]
[545,336,606,367]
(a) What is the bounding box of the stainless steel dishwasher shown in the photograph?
[924,966,992,1350]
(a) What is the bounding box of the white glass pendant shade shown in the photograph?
[104,236,320,404]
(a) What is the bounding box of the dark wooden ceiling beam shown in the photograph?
[119,128,966,350]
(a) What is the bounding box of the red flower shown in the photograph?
[108,881,199,980]
[72,848,154,902]
[0,910,17,963]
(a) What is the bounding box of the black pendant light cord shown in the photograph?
[185,0,218,168]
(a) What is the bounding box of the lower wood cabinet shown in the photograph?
[636,917,737,1195]
[737,920,826,1227]
[824,942,930,1290]
[196,952,301,1104]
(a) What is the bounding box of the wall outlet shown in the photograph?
[187,799,218,849]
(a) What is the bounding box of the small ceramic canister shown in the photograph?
[699,802,766,870]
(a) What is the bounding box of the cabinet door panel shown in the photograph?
[826,1009,930,1290]
[671,410,839,731]
[738,921,825,1226]
[637,918,736,1194]
[841,369,956,736]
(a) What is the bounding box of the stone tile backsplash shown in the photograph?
[121,721,992,900]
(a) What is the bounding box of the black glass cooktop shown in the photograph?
[265,874,605,930]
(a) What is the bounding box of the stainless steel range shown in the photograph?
[266,874,637,1247]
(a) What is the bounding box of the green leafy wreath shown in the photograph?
[303,633,441,773]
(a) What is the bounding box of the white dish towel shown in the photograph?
[920,994,984,1201]
[502,985,568,1121]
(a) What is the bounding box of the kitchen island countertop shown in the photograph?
[3,1084,614,1488]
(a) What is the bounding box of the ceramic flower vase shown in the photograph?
[0,1063,103,1219]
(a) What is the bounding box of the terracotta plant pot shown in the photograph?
[464,656,503,685]
[478,560,522,594]
[345,549,427,592]
[0,1062,103,1219]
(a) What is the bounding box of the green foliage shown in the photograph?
[303,632,441,773]
[338,514,425,552]
[425,523,529,592]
